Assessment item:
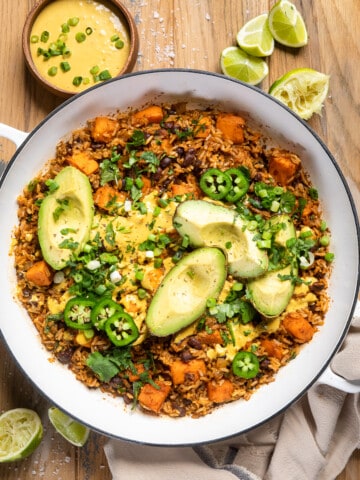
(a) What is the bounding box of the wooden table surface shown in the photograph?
[0,1,359,478]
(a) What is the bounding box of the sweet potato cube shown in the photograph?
[216,113,245,144]
[127,363,146,382]
[170,359,206,385]
[195,116,212,138]
[91,116,119,143]
[268,150,301,186]
[26,260,53,286]
[197,330,224,345]
[138,381,171,413]
[93,185,125,211]
[207,379,234,403]
[260,338,284,360]
[67,151,99,176]
[282,312,315,343]
[132,105,164,125]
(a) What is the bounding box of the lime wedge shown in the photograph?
[48,407,90,447]
[269,68,330,120]
[236,13,275,57]
[0,408,43,462]
[268,0,308,47]
[220,46,269,85]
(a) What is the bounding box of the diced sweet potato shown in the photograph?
[26,260,53,286]
[268,150,301,186]
[207,379,234,403]
[93,185,125,211]
[141,175,152,195]
[170,182,197,198]
[138,381,171,413]
[282,312,315,343]
[195,116,212,138]
[170,359,206,385]
[67,151,99,176]
[260,338,284,360]
[132,105,164,125]
[216,113,245,144]
[127,363,146,382]
[91,116,119,143]
[197,330,224,345]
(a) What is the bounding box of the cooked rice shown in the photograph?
[13,104,331,418]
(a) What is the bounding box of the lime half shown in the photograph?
[236,13,275,57]
[220,46,269,85]
[268,0,308,48]
[48,407,90,447]
[0,408,43,462]
[269,68,330,120]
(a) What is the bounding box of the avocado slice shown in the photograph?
[145,247,226,336]
[246,264,297,317]
[38,166,94,270]
[174,200,268,278]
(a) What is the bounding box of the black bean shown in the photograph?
[160,156,172,169]
[188,336,202,350]
[183,149,197,167]
[180,350,194,362]
[175,146,185,157]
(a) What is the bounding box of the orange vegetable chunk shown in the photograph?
[216,113,245,144]
[170,359,206,385]
[67,151,99,176]
[132,105,164,125]
[26,260,53,286]
[138,381,171,413]
[93,185,125,211]
[268,149,301,186]
[91,116,119,143]
[282,312,315,343]
[207,379,234,403]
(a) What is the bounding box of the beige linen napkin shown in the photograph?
[104,301,360,480]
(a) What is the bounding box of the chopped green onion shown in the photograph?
[99,69,112,80]
[62,48,71,58]
[68,17,79,27]
[85,27,93,35]
[62,23,70,33]
[75,32,86,43]
[110,34,119,42]
[90,65,100,75]
[319,235,330,247]
[83,77,90,85]
[324,252,335,262]
[48,66,58,76]
[30,35,39,43]
[72,76,83,86]
[40,31,50,42]
[137,288,147,299]
[60,61,71,72]
[115,39,124,49]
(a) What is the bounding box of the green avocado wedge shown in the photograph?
[247,264,297,318]
[173,200,268,278]
[38,166,94,270]
[145,247,227,337]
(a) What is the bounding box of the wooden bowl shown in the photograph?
[22,0,139,98]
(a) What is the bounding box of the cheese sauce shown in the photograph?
[29,0,131,93]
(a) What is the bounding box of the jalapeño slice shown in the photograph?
[232,351,260,379]
[105,311,139,347]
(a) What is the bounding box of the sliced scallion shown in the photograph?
[48,66,58,76]
[75,32,86,43]
[30,35,39,43]
[68,17,79,27]
[85,27,93,35]
[99,69,112,80]
[40,30,50,42]
[60,61,71,72]
[110,34,119,42]
[115,39,124,49]
[72,76,83,86]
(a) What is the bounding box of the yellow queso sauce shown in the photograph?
[29,0,131,94]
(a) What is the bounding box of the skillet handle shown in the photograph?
[316,367,360,394]
[316,300,360,393]
[0,123,28,149]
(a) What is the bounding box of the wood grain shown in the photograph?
[0,1,359,478]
